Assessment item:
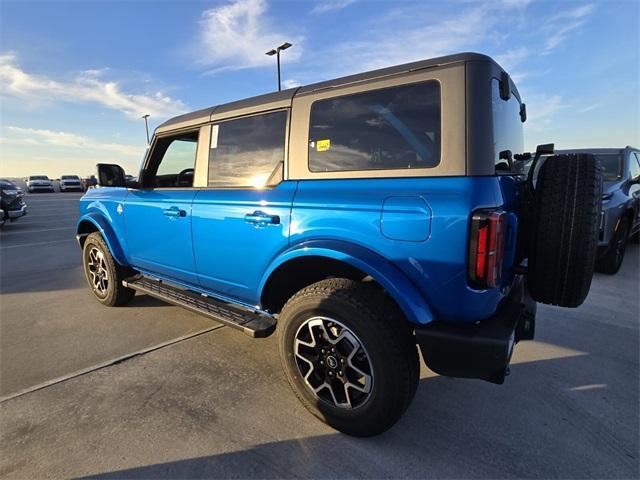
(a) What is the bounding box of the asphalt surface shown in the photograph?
[0,193,214,397]
[0,192,638,479]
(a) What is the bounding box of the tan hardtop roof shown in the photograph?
[156,52,497,134]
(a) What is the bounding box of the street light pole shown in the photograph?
[142,114,150,145]
[266,42,292,92]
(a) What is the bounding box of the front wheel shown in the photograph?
[82,232,135,306]
[277,278,419,437]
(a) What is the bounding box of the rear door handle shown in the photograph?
[164,206,186,218]
[244,210,280,226]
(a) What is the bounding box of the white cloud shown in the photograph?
[4,126,142,157]
[282,79,301,89]
[543,3,595,53]
[495,47,529,71]
[0,53,187,119]
[579,102,603,113]
[501,0,534,8]
[525,94,566,130]
[320,5,500,74]
[198,0,303,72]
[311,0,356,14]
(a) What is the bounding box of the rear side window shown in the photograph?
[308,81,441,172]
[208,111,287,188]
[491,78,524,168]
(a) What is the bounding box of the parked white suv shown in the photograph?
[60,175,84,192]
[27,175,54,193]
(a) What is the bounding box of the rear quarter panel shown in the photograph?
[291,176,512,324]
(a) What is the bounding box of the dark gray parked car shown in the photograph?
[554,147,640,274]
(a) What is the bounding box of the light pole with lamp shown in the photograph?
[265,42,292,92]
[142,114,150,145]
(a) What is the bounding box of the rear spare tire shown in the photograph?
[528,153,602,307]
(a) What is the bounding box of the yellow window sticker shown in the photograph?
[316,139,331,152]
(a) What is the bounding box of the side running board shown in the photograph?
[122,275,276,338]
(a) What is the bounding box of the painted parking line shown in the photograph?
[0,324,225,403]
[0,227,75,235]
[4,215,78,223]
[0,239,75,249]
[24,198,82,202]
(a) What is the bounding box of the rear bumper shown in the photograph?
[415,276,535,385]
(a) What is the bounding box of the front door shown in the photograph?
[191,110,295,305]
[124,129,201,285]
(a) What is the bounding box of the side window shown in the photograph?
[208,110,287,188]
[308,81,441,172]
[146,131,199,188]
[630,152,640,180]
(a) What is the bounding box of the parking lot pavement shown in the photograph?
[0,193,216,397]
[0,197,638,478]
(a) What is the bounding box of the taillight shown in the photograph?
[468,210,507,289]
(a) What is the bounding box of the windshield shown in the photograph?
[30,176,49,180]
[0,180,16,188]
[594,154,623,181]
[61,175,79,180]
[492,78,524,171]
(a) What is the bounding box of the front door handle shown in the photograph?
[164,206,186,218]
[244,210,280,226]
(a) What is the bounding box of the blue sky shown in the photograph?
[0,0,638,177]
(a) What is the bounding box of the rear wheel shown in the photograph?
[528,153,602,307]
[596,218,629,274]
[277,278,419,437]
[82,232,135,306]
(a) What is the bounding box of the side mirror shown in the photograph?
[97,163,126,187]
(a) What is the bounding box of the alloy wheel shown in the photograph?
[87,246,109,296]
[293,317,373,409]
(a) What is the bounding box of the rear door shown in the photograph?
[192,110,296,305]
[124,128,204,285]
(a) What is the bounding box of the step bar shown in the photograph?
[122,275,276,338]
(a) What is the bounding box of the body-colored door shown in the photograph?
[191,182,297,305]
[124,189,198,285]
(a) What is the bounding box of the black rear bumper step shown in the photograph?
[122,275,276,338]
[415,276,536,385]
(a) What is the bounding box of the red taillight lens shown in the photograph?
[469,210,506,289]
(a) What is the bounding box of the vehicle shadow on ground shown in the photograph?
[82,295,639,480]
[82,352,639,479]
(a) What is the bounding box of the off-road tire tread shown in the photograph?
[83,232,135,307]
[529,154,602,307]
[278,278,419,437]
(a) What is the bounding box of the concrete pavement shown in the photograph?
[0,192,638,478]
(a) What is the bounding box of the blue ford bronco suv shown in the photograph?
[77,53,602,436]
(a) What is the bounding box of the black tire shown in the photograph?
[277,278,419,437]
[82,232,135,306]
[528,153,602,307]
[595,218,629,274]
